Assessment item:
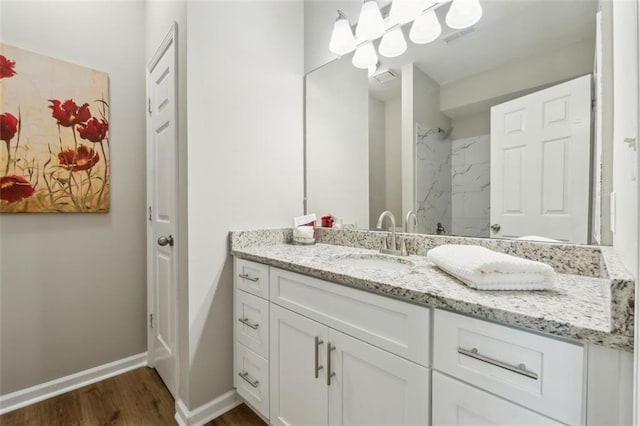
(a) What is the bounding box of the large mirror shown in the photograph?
[305,0,611,245]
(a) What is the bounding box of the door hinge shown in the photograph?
[149,313,154,328]
[148,206,152,221]
[148,99,152,115]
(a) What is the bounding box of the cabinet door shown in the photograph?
[328,329,430,426]
[270,304,328,426]
[432,372,562,425]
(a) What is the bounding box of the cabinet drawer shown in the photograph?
[234,258,269,299]
[432,371,562,425]
[270,267,430,367]
[434,310,584,425]
[236,290,269,358]
[235,343,269,419]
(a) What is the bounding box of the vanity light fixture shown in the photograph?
[409,10,442,44]
[379,27,408,58]
[368,62,380,77]
[329,10,357,55]
[330,0,482,71]
[445,0,483,29]
[352,41,379,69]
[355,0,386,40]
[389,0,429,25]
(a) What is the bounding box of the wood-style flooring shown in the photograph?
[0,367,266,426]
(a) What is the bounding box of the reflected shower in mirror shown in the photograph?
[305,0,608,245]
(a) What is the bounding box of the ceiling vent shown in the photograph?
[443,26,477,44]
[372,69,397,83]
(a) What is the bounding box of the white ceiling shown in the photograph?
[367,0,597,102]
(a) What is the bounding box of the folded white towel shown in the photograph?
[426,244,555,290]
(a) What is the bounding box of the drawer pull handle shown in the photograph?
[238,317,259,330]
[327,342,336,386]
[238,371,259,388]
[457,347,538,380]
[315,336,324,378]
[239,273,259,282]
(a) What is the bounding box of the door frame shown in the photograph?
[146,23,180,387]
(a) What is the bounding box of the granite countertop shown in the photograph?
[230,229,635,352]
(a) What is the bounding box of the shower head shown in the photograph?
[438,127,453,140]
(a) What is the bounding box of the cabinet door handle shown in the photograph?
[315,336,324,378]
[238,273,259,282]
[327,342,336,386]
[238,317,259,330]
[238,371,259,388]
[457,347,538,380]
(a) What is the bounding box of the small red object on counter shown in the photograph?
[321,215,334,228]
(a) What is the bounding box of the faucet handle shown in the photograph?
[381,237,389,251]
[400,239,408,256]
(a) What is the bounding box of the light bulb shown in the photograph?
[329,12,356,55]
[446,0,482,29]
[409,10,441,44]
[378,27,407,58]
[389,0,431,24]
[352,42,378,69]
[355,0,385,41]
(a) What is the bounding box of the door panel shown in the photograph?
[147,28,177,397]
[432,372,562,425]
[270,304,328,426]
[491,74,591,243]
[328,329,429,426]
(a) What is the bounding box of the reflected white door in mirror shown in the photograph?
[491,75,591,244]
[232,257,633,425]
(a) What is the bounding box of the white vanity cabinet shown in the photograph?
[233,256,631,426]
[269,268,431,426]
[233,258,271,418]
[432,372,563,425]
[270,303,430,426]
[433,309,584,425]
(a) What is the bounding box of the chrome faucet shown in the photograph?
[376,210,401,255]
[405,211,418,233]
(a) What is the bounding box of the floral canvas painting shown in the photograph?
[0,44,110,213]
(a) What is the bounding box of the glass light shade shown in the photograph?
[352,42,378,69]
[446,0,482,29]
[368,63,378,77]
[389,0,430,24]
[378,27,407,58]
[409,10,442,44]
[329,16,356,55]
[355,0,385,40]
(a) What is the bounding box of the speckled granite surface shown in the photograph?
[228,229,635,351]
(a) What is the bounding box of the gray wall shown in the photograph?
[0,1,147,395]
[369,96,386,230]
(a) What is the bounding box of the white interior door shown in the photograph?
[147,26,178,397]
[490,75,591,243]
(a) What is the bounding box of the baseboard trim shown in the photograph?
[175,390,241,426]
[0,352,148,415]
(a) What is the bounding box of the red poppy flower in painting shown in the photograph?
[0,55,16,79]
[58,144,100,172]
[0,112,18,142]
[48,99,91,127]
[77,117,108,143]
[0,175,34,203]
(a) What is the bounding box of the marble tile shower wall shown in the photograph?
[451,134,491,237]
[416,124,452,235]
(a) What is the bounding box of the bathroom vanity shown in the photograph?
[230,228,635,426]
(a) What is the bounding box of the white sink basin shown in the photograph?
[330,253,416,272]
